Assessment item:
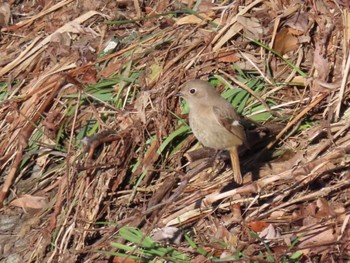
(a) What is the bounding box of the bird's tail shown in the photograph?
[229,146,243,184]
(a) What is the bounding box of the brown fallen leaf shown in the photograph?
[259,224,281,241]
[237,15,263,39]
[69,66,97,85]
[214,224,239,248]
[10,194,48,209]
[175,13,212,25]
[100,61,122,78]
[247,221,270,232]
[217,51,240,63]
[197,0,215,13]
[316,198,336,219]
[273,27,299,55]
[298,225,338,250]
[313,42,330,81]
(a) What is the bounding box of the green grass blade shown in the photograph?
[157,125,191,155]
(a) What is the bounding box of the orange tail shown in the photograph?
[229,146,243,184]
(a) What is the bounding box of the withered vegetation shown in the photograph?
[0,0,350,262]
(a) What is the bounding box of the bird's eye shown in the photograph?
[189,88,196,94]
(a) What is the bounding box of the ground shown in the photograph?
[0,0,350,262]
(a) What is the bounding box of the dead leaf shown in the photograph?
[152,227,182,244]
[100,61,121,78]
[247,221,270,232]
[298,225,338,248]
[146,62,163,83]
[49,32,72,57]
[217,51,240,63]
[313,42,330,81]
[175,13,211,25]
[81,0,102,11]
[272,245,294,260]
[237,15,263,39]
[0,10,108,78]
[231,203,242,222]
[69,66,97,85]
[284,12,309,34]
[197,0,215,13]
[259,224,281,241]
[290,75,306,84]
[303,215,319,226]
[214,225,239,247]
[0,2,10,27]
[270,211,286,219]
[42,110,62,139]
[273,27,299,55]
[134,91,151,124]
[316,198,336,218]
[155,0,169,13]
[10,195,48,209]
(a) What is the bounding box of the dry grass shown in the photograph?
[0,0,350,262]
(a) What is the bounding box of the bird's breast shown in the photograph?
[188,109,242,149]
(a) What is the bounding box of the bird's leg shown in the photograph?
[207,149,221,163]
[206,149,226,172]
[229,146,243,184]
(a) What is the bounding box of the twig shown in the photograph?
[2,0,75,31]
[265,92,328,150]
[0,75,65,207]
[212,0,264,51]
[0,11,108,77]
[218,70,281,118]
[335,50,350,120]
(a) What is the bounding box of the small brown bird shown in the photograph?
[178,79,246,184]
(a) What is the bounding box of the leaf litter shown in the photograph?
[0,0,350,262]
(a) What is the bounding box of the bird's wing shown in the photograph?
[212,105,246,143]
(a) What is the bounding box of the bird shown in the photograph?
[177,79,246,184]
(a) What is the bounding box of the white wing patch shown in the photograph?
[231,120,241,126]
